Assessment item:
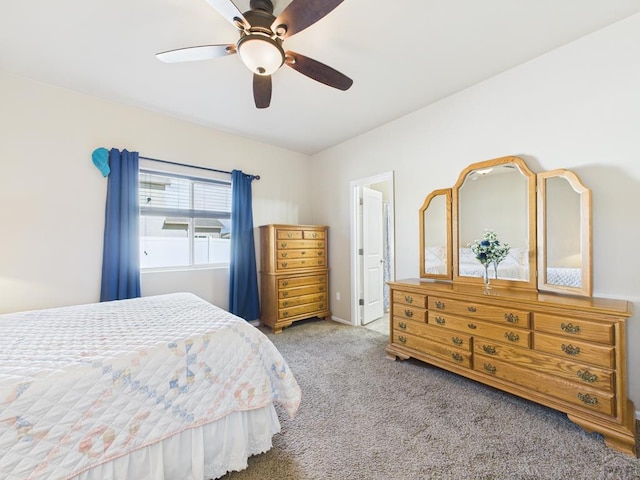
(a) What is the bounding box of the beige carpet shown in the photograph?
[223,319,640,480]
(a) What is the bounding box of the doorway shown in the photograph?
[349,172,395,328]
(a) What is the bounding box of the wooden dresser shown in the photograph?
[386,279,637,456]
[259,224,331,333]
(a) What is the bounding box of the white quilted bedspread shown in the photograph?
[0,293,301,480]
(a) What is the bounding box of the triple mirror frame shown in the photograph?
[420,156,592,297]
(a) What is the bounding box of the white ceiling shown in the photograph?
[2,1,640,155]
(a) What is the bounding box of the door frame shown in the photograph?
[349,171,396,327]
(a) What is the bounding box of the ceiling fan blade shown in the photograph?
[272,0,344,39]
[253,74,272,108]
[204,0,249,29]
[285,51,353,90]
[156,44,236,63]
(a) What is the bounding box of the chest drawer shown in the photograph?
[276,256,327,271]
[277,248,326,260]
[279,282,327,298]
[473,341,614,392]
[279,274,326,289]
[279,301,328,319]
[392,290,428,308]
[276,229,326,240]
[534,332,615,369]
[277,239,326,250]
[428,312,531,348]
[429,296,531,328]
[534,313,614,345]
[279,292,327,309]
[393,317,472,351]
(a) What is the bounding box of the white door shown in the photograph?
[362,186,384,324]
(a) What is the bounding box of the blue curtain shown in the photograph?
[228,170,260,321]
[100,148,141,302]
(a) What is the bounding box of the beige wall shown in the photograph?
[0,71,312,313]
[310,14,640,409]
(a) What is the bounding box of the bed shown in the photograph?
[0,293,301,480]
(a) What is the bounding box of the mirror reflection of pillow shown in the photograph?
[459,248,477,264]
[425,246,445,266]
[505,248,528,265]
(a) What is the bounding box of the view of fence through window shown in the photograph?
[138,170,232,268]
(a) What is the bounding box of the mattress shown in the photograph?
[0,293,301,480]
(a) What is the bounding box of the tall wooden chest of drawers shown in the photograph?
[259,224,331,333]
[386,279,637,457]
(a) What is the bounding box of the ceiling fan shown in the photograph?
[156,0,353,108]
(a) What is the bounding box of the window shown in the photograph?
[139,170,232,269]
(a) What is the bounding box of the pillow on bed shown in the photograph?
[458,247,478,264]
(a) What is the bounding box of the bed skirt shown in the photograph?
[73,405,280,480]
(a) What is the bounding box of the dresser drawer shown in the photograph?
[394,333,471,368]
[303,229,325,239]
[534,313,614,345]
[534,332,615,369]
[277,248,325,260]
[428,312,531,348]
[277,239,326,250]
[279,292,328,309]
[473,341,614,392]
[279,301,328,319]
[279,282,327,298]
[394,303,427,322]
[276,256,327,271]
[392,290,428,308]
[279,274,326,289]
[429,296,531,328]
[474,355,615,416]
[393,317,472,351]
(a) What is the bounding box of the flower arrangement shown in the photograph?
[468,229,510,286]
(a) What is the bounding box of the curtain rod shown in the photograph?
[139,156,260,180]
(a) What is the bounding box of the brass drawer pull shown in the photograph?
[483,363,497,374]
[562,344,580,356]
[280,242,288,248]
[280,252,288,258]
[404,295,413,304]
[435,316,445,325]
[282,281,289,287]
[404,309,414,318]
[318,286,325,291]
[398,336,407,344]
[561,322,581,334]
[451,353,463,363]
[577,393,598,406]
[287,232,294,238]
[504,332,520,342]
[317,242,323,247]
[310,233,318,238]
[504,313,519,323]
[435,301,445,310]
[482,345,496,355]
[452,337,463,346]
[399,322,407,330]
[300,251,306,255]
[317,251,324,256]
[577,370,597,383]
[283,301,289,307]
[283,311,289,317]
[467,306,477,312]
[467,323,477,330]
[280,262,288,268]
[282,292,289,297]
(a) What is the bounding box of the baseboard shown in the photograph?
[331,315,351,326]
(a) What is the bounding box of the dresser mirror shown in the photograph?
[537,169,592,296]
[419,189,452,279]
[453,156,537,289]
[419,156,591,295]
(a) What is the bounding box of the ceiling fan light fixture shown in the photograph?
[237,34,284,75]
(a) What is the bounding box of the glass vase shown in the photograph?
[483,264,491,292]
